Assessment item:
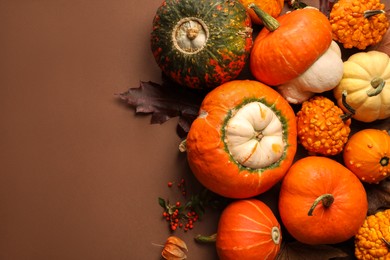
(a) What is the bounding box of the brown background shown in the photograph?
[0,0,219,259]
[1,0,389,259]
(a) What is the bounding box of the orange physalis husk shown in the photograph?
[161,236,188,260]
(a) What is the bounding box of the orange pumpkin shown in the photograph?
[185,80,297,198]
[239,0,284,25]
[249,7,333,86]
[343,129,390,184]
[279,156,368,245]
[216,199,282,260]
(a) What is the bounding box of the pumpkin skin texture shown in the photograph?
[278,156,368,245]
[185,80,297,198]
[296,95,352,156]
[151,0,253,89]
[343,129,390,184]
[250,8,333,86]
[334,51,390,122]
[238,0,284,25]
[355,209,390,259]
[216,199,282,260]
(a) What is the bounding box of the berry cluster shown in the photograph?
[161,205,199,232]
[159,178,202,232]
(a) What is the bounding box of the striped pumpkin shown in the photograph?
[216,199,282,260]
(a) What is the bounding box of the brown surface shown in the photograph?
[1,0,390,259]
[0,1,221,259]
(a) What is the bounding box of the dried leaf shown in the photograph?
[117,78,204,138]
[366,179,390,215]
[276,241,349,260]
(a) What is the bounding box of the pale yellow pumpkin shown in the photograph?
[334,50,390,122]
[277,41,344,104]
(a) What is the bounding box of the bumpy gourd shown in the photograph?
[296,95,352,156]
[151,0,253,89]
[355,209,390,259]
[185,80,297,198]
[334,50,390,122]
[330,0,389,50]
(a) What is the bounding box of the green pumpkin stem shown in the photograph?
[364,9,385,19]
[194,233,217,243]
[340,90,356,121]
[367,77,386,97]
[248,3,280,32]
[308,193,334,216]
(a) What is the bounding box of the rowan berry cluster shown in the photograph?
[161,205,199,232]
[159,178,203,232]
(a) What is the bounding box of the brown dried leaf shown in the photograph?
[366,179,390,215]
[117,78,204,138]
[276,241,349,260]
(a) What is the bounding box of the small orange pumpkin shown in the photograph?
[239,0,284,25]
[343,129,390,184]
[216,199,282,260]
[279,156,368,245]
[249,6,333,86]
[185,80,297,198]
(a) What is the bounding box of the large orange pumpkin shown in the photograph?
[185,80,297,198]
[343,129,390,184]
[278,156,368,245]
[216,199,282,260]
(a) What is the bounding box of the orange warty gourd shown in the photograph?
[185,80,297,198]
[216,199,281,260]
[296,95,352,156]
[329,0,389,50]
[355,209,390,259]
[279,156,368,245]
[249,7,333,86]
[344,129,390,184]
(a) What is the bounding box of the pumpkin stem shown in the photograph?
[380,156,389,167]
[364,9,385,19]
[194,233,217,243]
[248,3,280,32]
[179,139,187,152]
[271,226,281,245]
[382,237,390,249]
[287,0,308,10]
[308,193,334,216]
[367,77,386,97]
[340,90,356,121]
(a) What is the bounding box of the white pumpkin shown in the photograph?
[334,50,390,123]
[277,41,344,104]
